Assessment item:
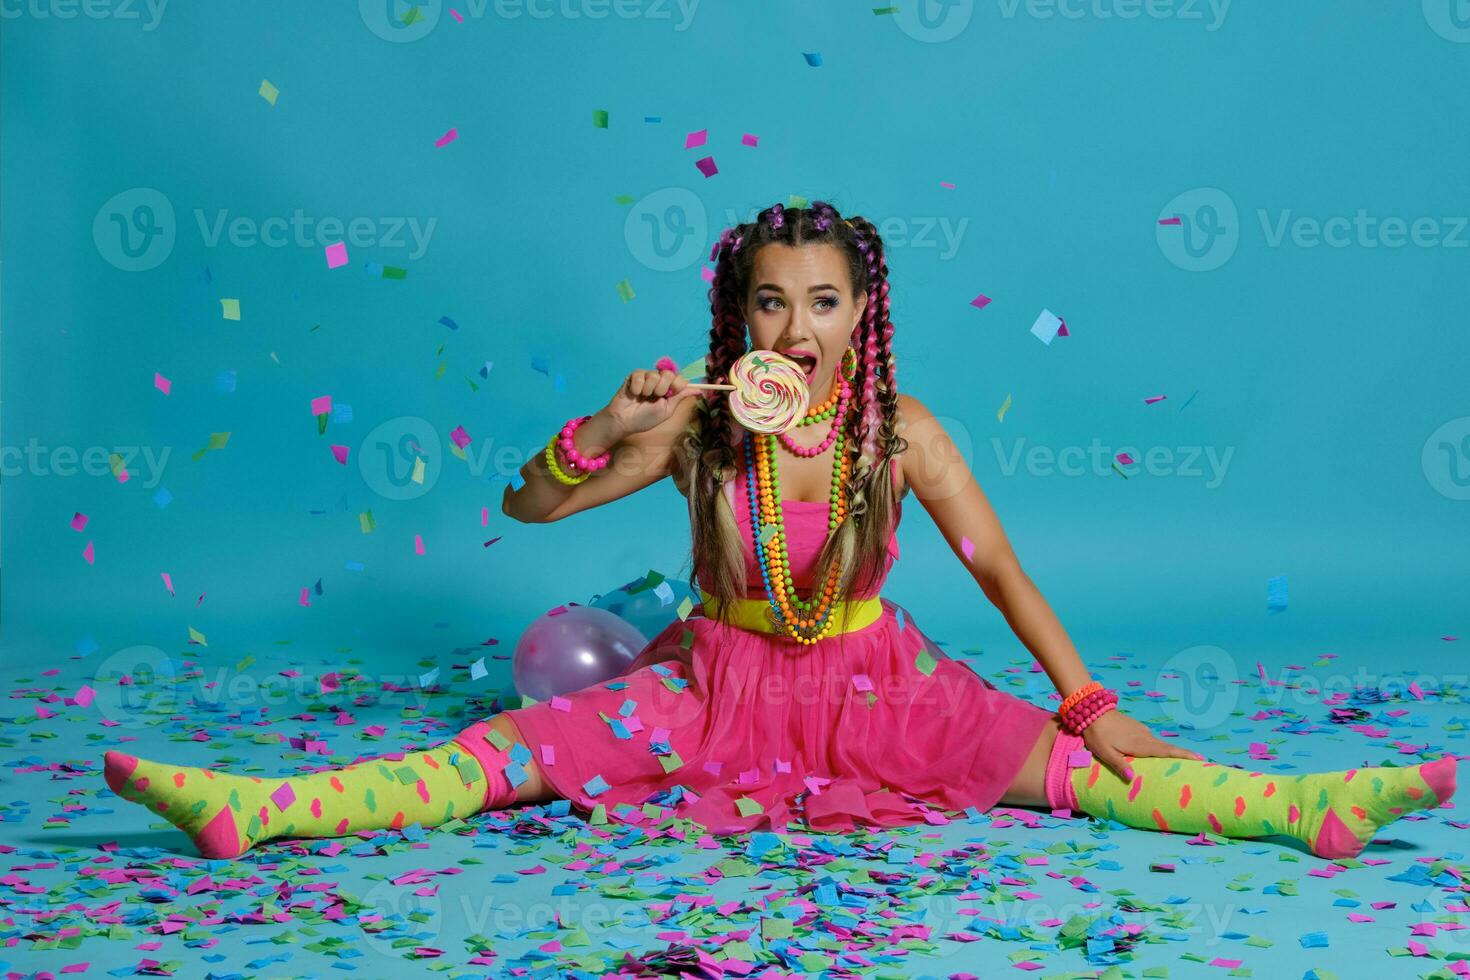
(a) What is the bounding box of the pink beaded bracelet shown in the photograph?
[558,415,612,472]
[1060,687,1118,736]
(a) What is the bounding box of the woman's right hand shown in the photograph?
[604,368,703,437]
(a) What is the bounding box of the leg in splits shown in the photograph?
[999,714,1458,860]
[103,712,560,860]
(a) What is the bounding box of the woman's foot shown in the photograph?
[1297,756,1458,860]
[105,750,265,858]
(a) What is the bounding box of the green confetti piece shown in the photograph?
[207,431,231,450]
[381,265,407,279]
[735,796,764,816]
[359,510,376,533]
[593,108,608,128]
[485,727,512,751]
[914,647,937,676]
[188,625,208,647]
[394,765,420,784]
[616,278,635,302]
[657,751,683,773]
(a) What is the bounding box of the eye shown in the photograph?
[757,296,784,311]
[816,296,838,311]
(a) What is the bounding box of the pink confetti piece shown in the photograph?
[1445,635,1460,641]
[961,536,975,563]
[414,534,425,555]
[450,7,464,21]
[330,444,349,465]
[540,743,556,765]
[1068,749,1093,767]
[320,672,341,693]
[969,293,991,310]
[68,685,96,707]
[161,572,174,595]
[1116,452,1135,466]
[694,155,717,178]
[435,127,459,147]
[1158,215,1182,225]
[481,506,489,525]
[325,241,348,268]
[299,587,311,606]
[852,674,874,692]
[154,371,171,396]
[1144,394,1167,404]
[700,264,715,282]
[684,128,707,149]
[940,180,955,189]
[82,541,94,565]
[311,395,332,416]
[741,133,759,147]
[450,424,471,449]
[270,782,296,811]
[551,695,572,712]
[70,512,88,532]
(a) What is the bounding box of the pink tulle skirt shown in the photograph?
[455,597,1056,834]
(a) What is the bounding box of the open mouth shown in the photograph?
[784,352,818,381]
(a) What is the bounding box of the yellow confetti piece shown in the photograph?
[450,441,466,461]
[207,432,231,450]
[676,596,694,621]
[188,625,208,647]
[220,298,240,320]
[108,453,126,477]
[411,456,426,485]
[258,79,278,105]
[997,393,1012,422]
[237,654,255,670]
[359,510,376,534]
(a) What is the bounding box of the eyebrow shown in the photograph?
[754,283,840,293]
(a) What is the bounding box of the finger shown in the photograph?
[653,373,674,397]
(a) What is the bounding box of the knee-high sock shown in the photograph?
[1043,731,1458,860]
[103,737,520,860]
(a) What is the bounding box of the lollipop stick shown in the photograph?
[684,382,736,391]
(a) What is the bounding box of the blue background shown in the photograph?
[4,3,1470,978]
[5,1,1466,662]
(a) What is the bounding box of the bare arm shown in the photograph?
[898,392,1093,701]
[503,374,701,524]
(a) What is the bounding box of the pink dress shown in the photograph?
[456,455,1057,833]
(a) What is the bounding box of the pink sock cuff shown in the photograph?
[1044,728,1086,812]
[451,720,517,812]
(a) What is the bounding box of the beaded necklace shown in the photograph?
[744,367,855,646]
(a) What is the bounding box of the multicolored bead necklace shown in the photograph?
[744,360,856,645]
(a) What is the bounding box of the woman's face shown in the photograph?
[743,243,867,400]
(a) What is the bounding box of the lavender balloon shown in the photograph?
[512,606,650,701]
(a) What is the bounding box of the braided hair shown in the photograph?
[672,200,909,626]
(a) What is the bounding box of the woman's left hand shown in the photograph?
[1080,709,1206,783]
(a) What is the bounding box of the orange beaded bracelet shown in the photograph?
[1058,680,1102,715]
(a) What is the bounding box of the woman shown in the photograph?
[103,201,1455,860]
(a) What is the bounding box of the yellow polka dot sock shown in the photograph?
[103,741,502,859]
[1053,742,1457,860]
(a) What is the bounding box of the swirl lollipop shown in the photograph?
[676,350,812,433]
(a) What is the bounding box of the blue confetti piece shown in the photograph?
[619,699,637,717]
[553,372,566,394]
[1267,574,1288,612]
[439,315,459,330]
[332,403,353,423]
[802,51,823,66]
[530,353,550,375]
[509,741,532,765]
[362,261,383,277]
[644,116,661,123]
[895,606,905,632]
[584,774,610,796]
[215,369,237,393]
[153,487,173,509]
[1299,930,1329,948]
[502,762,528,788]
[75,635,98,656]
[344,560,363,572]
[510,471,525,491]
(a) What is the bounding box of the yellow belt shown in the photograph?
[698,589,883,637]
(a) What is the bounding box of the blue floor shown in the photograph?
[3,625,1467,980]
